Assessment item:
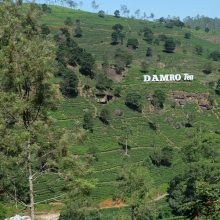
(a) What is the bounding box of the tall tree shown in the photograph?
[0,2,66,218]
[117,165,157,220]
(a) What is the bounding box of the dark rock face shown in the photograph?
[171,91,212,110]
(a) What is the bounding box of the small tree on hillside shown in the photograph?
[74,19,82,38]
[79,51,96,78]
[42,4,52,13]
[184,32,192,39]
[114,10,120,18]
[98,10,105,18]
[99,108,111,125]
[216,79,220,95]
[41,24,50,37]
[146,47,153,57]
[61,69,79,97]
[111,24,125,45]
[164,37,176,53]
[203,62,213,74]
[152,90,166,108]
[194,45,203,55]
[65,17,73,26]
[127,38,139,49]
[143,27,154,44]
[125,92,142,112]
[140,61,149,73]
[83,112,94,132]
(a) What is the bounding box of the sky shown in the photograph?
[77,0,220,19]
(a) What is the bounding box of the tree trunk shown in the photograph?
[28,139,35,220]
[125,139,128,155]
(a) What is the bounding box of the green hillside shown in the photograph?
[3,3,219,219]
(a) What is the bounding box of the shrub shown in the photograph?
[114,10,120,18]
[216,79,220,95]
[64,17,73,26]
[143,27,154,44]
[209,51,220,61]
[114,86,122,97]
[184,32,192,39]
[146,47,153,57]
[96,73,112,90]
[83,112,93,132]
[127,38,139,49]
[194,45,203,55]
[152,90,166,108]
[60,69,79,97]
[203,63,213,74]
[125,92,142,112]
[41,24,50,36]
[150,147,173,167]
[98,10,105,18]
[99,108,111,124]
[164,37,176,53]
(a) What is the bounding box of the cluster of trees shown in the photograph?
[55,27,95,82]
[158,17,184,29]
[184,15,220,32]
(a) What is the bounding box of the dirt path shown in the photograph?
[36,213,60,220]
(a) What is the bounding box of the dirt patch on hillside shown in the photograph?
[99,198,127,209]
[49,26,65,29]
[199,35,220,44]
[48,201,64,205]
[170,91,212,110]
[35,212,60,220]
[106,68,128,83]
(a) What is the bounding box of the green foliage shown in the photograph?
[61,69,79,97]
[41,24,50,36]
[184,32,192,39]
[165,19,184,29]
[168,164,220,219]
[111,24,125,45]
[151,90,166,108]
[117,165,156,219]
[209,50,220,61]
[42,3,52,13]
[216,79,220,95]
[98,10,105,18]
[0,1,66,213]
[0,203,6,219]
[83,112,94,132]
[99,108,111,125]
[114,10,120,18]
[140,61,149,73]
[127,38,139,49]
[79,51,96,78]
[115,48,133,67]
[146,47,152,57]
[59,155,97,219]
[164,37,176,53]
[96,73,113,90]
[125,92,142,112]
[75,19,83,38]
[203,62,213,74]
[143,27,154,44]
[194,45,203,55]
[150,146,173,167]
[64,17,73,26]
[113,86,122,97]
